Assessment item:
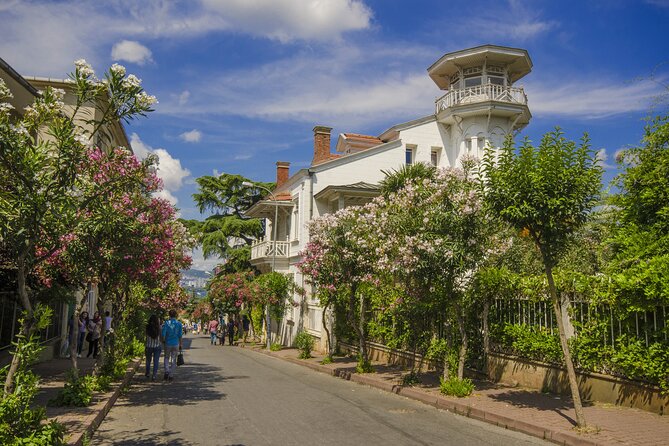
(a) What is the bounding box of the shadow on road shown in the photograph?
[116,362,228,407]
[96,428,196,445]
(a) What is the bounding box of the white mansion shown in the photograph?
[245,45,533,349]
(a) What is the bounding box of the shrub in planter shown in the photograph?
[295,331,315,359]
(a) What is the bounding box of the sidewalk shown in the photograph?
[33,356,139,446]
[243,343,669,446]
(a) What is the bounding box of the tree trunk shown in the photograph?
[442,319,453,380]
[321,301,332,357]
[545,264,587,428]
[68,288,90,376]
[482,300,490,379]
[96,283,107,368]
[346,284,368,366]
[456,310,468,380]
[4,252,35,395]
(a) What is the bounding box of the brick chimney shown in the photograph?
[312,125,332,165]
[276,161,290,188]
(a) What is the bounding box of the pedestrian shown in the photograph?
[226,318,235,346]
[192,321,198,335]
[86,311,102,358]
[145,314,162,380]
[208,318,219,345]
[161,309,183,381]
[77,311,89,357]
[241,314,250,345]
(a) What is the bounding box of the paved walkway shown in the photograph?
[260,346,669,446]
[34,354,138,445]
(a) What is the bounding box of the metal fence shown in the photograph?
[492,298,668,348]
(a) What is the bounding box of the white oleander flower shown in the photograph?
[74,133,91,146]
[0,79,13,100]
[110,63,126,77]
[123,74,142,89]
[52,88,66,100]
[0,102,15,116]
[74,59,95,78]
[10,123,29,137]
[136,91,158,107]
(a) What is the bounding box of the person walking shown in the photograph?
[208,318,219,345]
[145,314,162,381]
[77,311,89,357]
[226,318,235,346]
[241,314,250,345]
[161,309,183,381]
[86,312,102,358]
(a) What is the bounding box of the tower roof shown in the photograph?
[428,44,532,90]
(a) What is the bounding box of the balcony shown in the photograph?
[250,240,290,262]
[435,84,527,113]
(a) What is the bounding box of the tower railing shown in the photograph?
[435,84,527,113]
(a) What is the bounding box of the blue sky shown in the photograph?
[1,0,668,269]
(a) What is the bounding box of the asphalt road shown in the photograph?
[95,334,549,446]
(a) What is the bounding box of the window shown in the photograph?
[463,66,482,88]
[464,76,482,88]
[405,146,415,164]
[488,75,505,86]
[431,147,441,166]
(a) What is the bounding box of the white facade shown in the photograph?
[246,45,533,349]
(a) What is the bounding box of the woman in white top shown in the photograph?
[145,314,162,380]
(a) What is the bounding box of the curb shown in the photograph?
[65,358,141,446]
[248,347,604,446]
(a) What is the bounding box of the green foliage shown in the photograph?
[355,356,374,374]
[483,129,602,268]
[0,307,65,445]
[190,173,273,261]
[402,371,421,386]
[609,116,669,308]
[250,304,264,338]
[497,323,563,364]
[320,356,333,365]
[253,272,295,321]
[439,376,475,397]
[379,162,436,197]
[270,342,282,351]
[294,331,314,359]
[49,371,96,407]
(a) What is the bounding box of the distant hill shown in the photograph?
[181,269,210,279]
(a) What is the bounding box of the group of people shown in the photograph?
[144,309,183,381]
[207,318,241,346]
[75,310,112,358]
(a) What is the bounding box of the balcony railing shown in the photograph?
[435,84,527,113]
[251,240,290,261]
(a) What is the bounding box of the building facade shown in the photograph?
[245,45,533,349]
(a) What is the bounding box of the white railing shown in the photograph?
[435,84,527,113]
[251,240,290,261]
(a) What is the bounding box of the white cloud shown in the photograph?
[130,133,191,205]
[0,0,374,75]
[111,40,153,65]
[234,154,253,161]
[157,43,440,128]
[526,77,664,119]
[454,0,558,42]
[178,90,191,106]
[180,129,202,143]
[200,0,373,42]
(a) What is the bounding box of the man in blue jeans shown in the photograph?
[162,309,183,381]
[208,318,219,345]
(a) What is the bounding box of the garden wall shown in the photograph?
[339,341,668,415]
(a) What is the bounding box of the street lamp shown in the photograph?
[242,181,276,351]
